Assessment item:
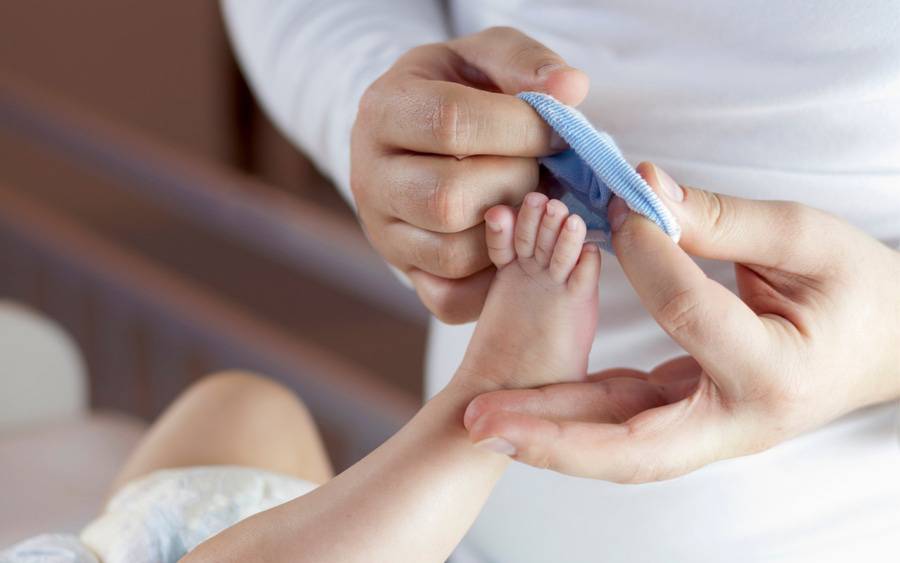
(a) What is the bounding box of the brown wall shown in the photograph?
[0,1,237,162]
[0,1,427,409]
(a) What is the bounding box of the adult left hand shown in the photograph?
[464,162,900,483]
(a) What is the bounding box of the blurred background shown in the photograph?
[0,0,426,543]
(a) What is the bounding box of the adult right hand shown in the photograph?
[351,27,589,323]
[464,163,900,483]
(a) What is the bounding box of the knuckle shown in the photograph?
[778,201,819,240]
[697,190,735,244]
[769,202,822,264]
[781,200,811,223]
[772,202,849,274]
[429,93,471,154]
[655,286,705,340]
[356,82,382,124]
[425,170,467,231]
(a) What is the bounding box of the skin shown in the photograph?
[184,382,510,563]
[465,162,900,483]
[350,26,589,323]
[183,199,638,562]
[353,23,900,483]
[179,25,897,559]
[110,371,334,493]
[456,193,600,391]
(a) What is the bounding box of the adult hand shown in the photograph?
[464,162,900,482]
[351,27,589,323]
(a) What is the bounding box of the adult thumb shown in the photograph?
[609,165,768,397]
[636,163,831,274]
[449,26,589,105]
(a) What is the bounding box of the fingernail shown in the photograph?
[566,214,581,231]
[536,62,564,78]
[486,220,502,233]
[608,196,629,232]
[654,164,683,202]
[550,132,568,151]
[475,437,517,456]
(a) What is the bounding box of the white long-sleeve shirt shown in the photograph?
[222,2,900,562]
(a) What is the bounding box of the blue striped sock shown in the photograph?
[518,91,681,252]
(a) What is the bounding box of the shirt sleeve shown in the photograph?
[220,0,450,204]
[0,534,99,563]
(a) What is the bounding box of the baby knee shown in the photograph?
[187,371,310,421]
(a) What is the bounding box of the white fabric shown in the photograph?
[223,1,900,561]
[1,466,317,563]
[0,535,100,563]
[0,302,87,430]
[221,0,448,202]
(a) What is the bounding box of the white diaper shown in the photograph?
[80,465,317,563]
[2,465,317,563]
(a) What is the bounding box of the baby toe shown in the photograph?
[534,199,569,267]
[567,243,602,295]
[484,205,517,268]
[548,213,588,283]
[514,192,548,259]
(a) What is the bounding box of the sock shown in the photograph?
[518,91,681,252]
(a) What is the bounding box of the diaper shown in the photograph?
[80,465,317,563]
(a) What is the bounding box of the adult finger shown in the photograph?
[637,163,836,274]
[645,355,702,385]
[380,221,491,279]
[644,356,703,403]
[469,376,741,482]
[464,376,667,429]
[377,154,538,233]
[366,79,566,157]
[407,267,494,324]
[609,194,766,398]
[448,26,590,105]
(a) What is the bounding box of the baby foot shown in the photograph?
[457,192,601,390]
